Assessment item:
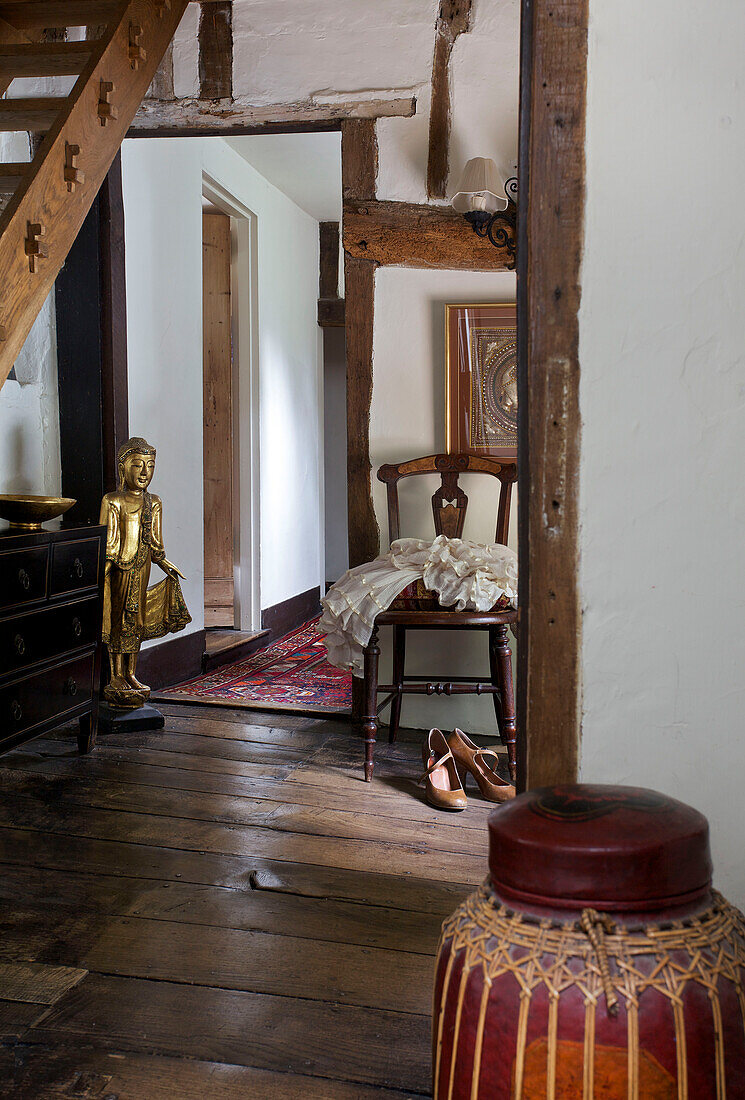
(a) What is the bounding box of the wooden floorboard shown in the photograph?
[0,703,494,1096]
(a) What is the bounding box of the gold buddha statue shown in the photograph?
[100,437,191,709]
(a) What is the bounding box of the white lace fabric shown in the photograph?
[319,535,518,677]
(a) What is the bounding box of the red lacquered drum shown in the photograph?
[433,784,745,1099]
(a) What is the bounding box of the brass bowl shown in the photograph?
[0,494,77,530]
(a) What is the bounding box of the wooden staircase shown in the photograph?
[0,0,189,386]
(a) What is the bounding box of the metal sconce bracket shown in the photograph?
[463,176,517,269]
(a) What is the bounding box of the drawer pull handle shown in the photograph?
[13,633,25,657]
[72,617,82,638]
[18,568,30,591]
[10,700,22,723]
[64,678,78,697]
[74,557,84,579]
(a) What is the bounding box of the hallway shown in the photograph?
[0,703,497,1097]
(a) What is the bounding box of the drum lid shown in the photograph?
[488,784,711,912]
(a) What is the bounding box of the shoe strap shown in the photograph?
[472,747,510,784]
[418,749,455,786]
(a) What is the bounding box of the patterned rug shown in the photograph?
[158,618,352,715]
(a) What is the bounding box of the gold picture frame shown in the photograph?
[446,302,517,459]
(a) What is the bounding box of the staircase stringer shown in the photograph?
[0,0,189,386]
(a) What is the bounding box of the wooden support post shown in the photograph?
[318,220,344,327]
[426,0,472,200]
[148,38,174,99]
[341,119,379,571]
[516,0,589,789]
[198,0,232,100]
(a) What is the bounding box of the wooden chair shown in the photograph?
[361,452,518,783]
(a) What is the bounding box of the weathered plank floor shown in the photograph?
[0,703,498,1099]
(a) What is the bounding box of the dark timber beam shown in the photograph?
[517,0,588,790]
[343,199,512,270]
[318,221,344,328]
[148,39,174,100]
[129,96,416,136]
[341,118,379,572]
[427,0,472,200]
[198,0,232,100]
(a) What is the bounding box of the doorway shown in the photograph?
[202,206,235,629]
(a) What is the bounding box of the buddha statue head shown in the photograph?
[118,437,157,493]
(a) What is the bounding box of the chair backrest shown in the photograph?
[377,453,517,547]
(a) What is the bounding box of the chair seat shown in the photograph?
[389,579,513,614]
[378,603,518,627]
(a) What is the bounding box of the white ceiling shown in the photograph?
[225,131,342,222]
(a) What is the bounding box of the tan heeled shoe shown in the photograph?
[447,728,515,803]
[419,729,467,811]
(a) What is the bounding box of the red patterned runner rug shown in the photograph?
[157,618,352,716]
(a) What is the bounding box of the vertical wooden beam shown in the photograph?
[516,0,588,789]
[198,0,232,100]
[341,119,379,570]
[319,221,340,300]
[148,39,174,100]
[426,0,472,200]
[98,151,129,491]
[55,193,105,524]
[55,158,128,521]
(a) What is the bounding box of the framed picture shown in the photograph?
[446,303,517,459]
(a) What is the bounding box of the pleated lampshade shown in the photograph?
[452,157,508,213]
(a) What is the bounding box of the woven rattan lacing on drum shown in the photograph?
[435,883,745,1100]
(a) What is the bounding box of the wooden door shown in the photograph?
[202,211,234,628]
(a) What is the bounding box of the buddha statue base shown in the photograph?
[99,701,165,734]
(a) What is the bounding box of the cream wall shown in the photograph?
[372,267,517,733]
[121,137,323,642]
[579,0,745,903]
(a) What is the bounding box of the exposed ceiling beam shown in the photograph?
[128,95,416,136]
[343,199,512,270]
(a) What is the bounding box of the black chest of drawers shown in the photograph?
[0,524,106,755]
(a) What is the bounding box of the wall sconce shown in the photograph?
[452,157,517,269]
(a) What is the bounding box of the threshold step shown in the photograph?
[202,628,270,673]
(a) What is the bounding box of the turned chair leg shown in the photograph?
[389,625,406,744]
[493,624,517,784]
[488,627,503,728]
[362,625,380,781]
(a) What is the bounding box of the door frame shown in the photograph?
[202,171,261,633]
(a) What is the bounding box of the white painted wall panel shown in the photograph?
[580,0,745,903]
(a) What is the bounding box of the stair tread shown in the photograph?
[0,95,66,131]
[0,1,120,31]
[0,41,92,78]
[0,161,29,193]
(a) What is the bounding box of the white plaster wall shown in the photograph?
[372,267,517,733]
[579,0,745,904]
[121,140,204,642]
[172,0,520,205]
[121,137,323,643]
[0,132,61,499]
